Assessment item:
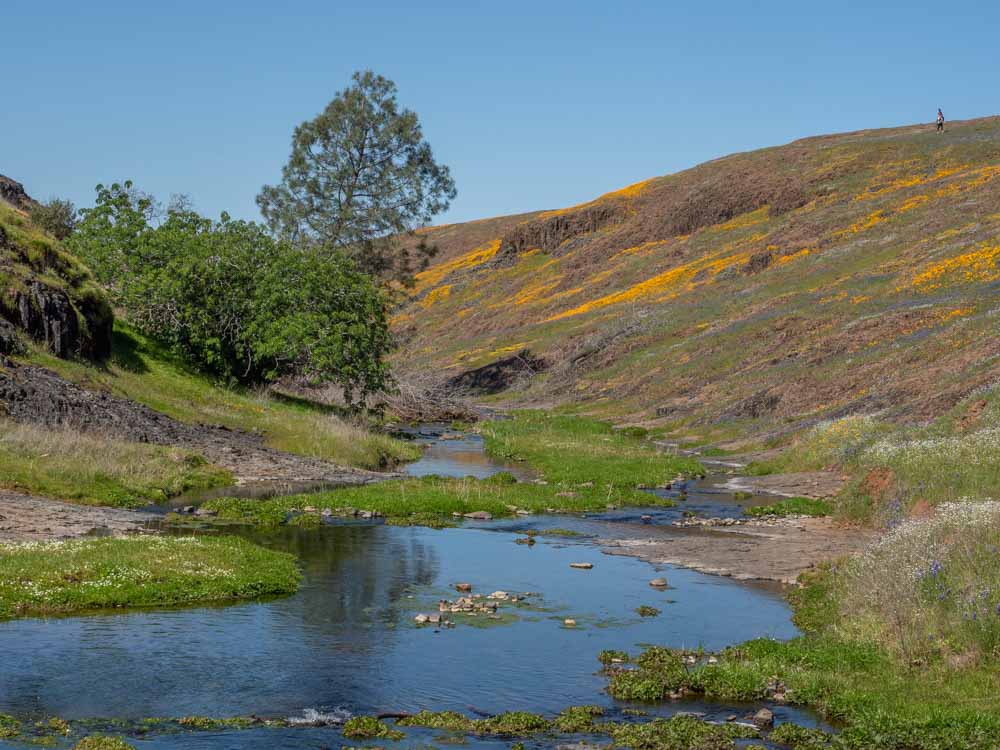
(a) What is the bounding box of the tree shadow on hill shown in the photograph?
[108,328,150,374]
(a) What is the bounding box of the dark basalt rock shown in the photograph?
[447,350,547,395]
[0,175,38,212]
[0,180,113,361]
[495,204,628,265]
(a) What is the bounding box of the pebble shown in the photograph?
[570,562,593,569]
[414,614,429,624]
[563,619,577,627]
[649,578,668,587]
[640,514,653,523]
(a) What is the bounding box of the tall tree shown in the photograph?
[257,71,457,285]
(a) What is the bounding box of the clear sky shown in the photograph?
[5,1,997,225]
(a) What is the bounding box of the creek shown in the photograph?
[0,425,817,748]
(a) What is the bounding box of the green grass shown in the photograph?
[0,536,300,619]
[197,473,681,529]
[744,497,832,517]
[480,411,703,487]
[187,413,703,529]
[20,325,420,471]
[0,420,232,508]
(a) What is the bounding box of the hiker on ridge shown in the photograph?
[936,108,945,132]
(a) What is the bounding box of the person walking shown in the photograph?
[936,108,945,132]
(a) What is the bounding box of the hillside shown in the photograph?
[394,117,1000,446]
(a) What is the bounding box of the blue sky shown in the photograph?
[5,1,997,224]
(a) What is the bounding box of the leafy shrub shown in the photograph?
[29,197,78,240]
[70,183,392,405]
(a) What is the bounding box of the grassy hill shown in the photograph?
[394,117,1000,447]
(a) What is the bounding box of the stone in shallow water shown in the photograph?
[464,511,492,520]
[570,562,593,569]
[649,577,668,587]
[455,582,472,592]
[752,708,774,729]
[563,619,577,627]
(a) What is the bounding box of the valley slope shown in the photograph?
[394,117,1000,446]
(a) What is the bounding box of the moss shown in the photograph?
[39,717,71,736]
[398,711,476,732]
[636,605,661,617]
[597,649,630,665]
[0,714,21,738]
[342,716,405,741]
[72,738,136,750]
[474,712,551,735]
[603,716,757,750]
[553,705,604,733]
[768,723,833,749]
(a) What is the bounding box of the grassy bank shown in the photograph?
[748,385,1000,525]
[0,420,231,508]
[602,503,1000,749]
[481,411,702,487]
[22,325,419,471]
[196,473,680,529]
[0,536,300,619]
[191,413,703,528]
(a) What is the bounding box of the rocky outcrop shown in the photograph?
[447,350,547,395]
[5,280,110,360]
[0,179,113,360]
[0,175,38,212]
[496,203,628,264]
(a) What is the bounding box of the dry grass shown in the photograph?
[0,420,231,507]
[834,501,1000,663]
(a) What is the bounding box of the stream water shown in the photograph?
[0,427,816,749]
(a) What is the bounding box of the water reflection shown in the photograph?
[0,523,796,724]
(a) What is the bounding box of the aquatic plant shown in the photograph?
[342,716,405,741]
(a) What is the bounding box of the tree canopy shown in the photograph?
[257,71,456,285]
[70,182,392,406]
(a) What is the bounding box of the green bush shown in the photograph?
[70,183,391,406]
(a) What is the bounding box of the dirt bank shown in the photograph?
[0,491,156,543]
[600,517,873,585]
